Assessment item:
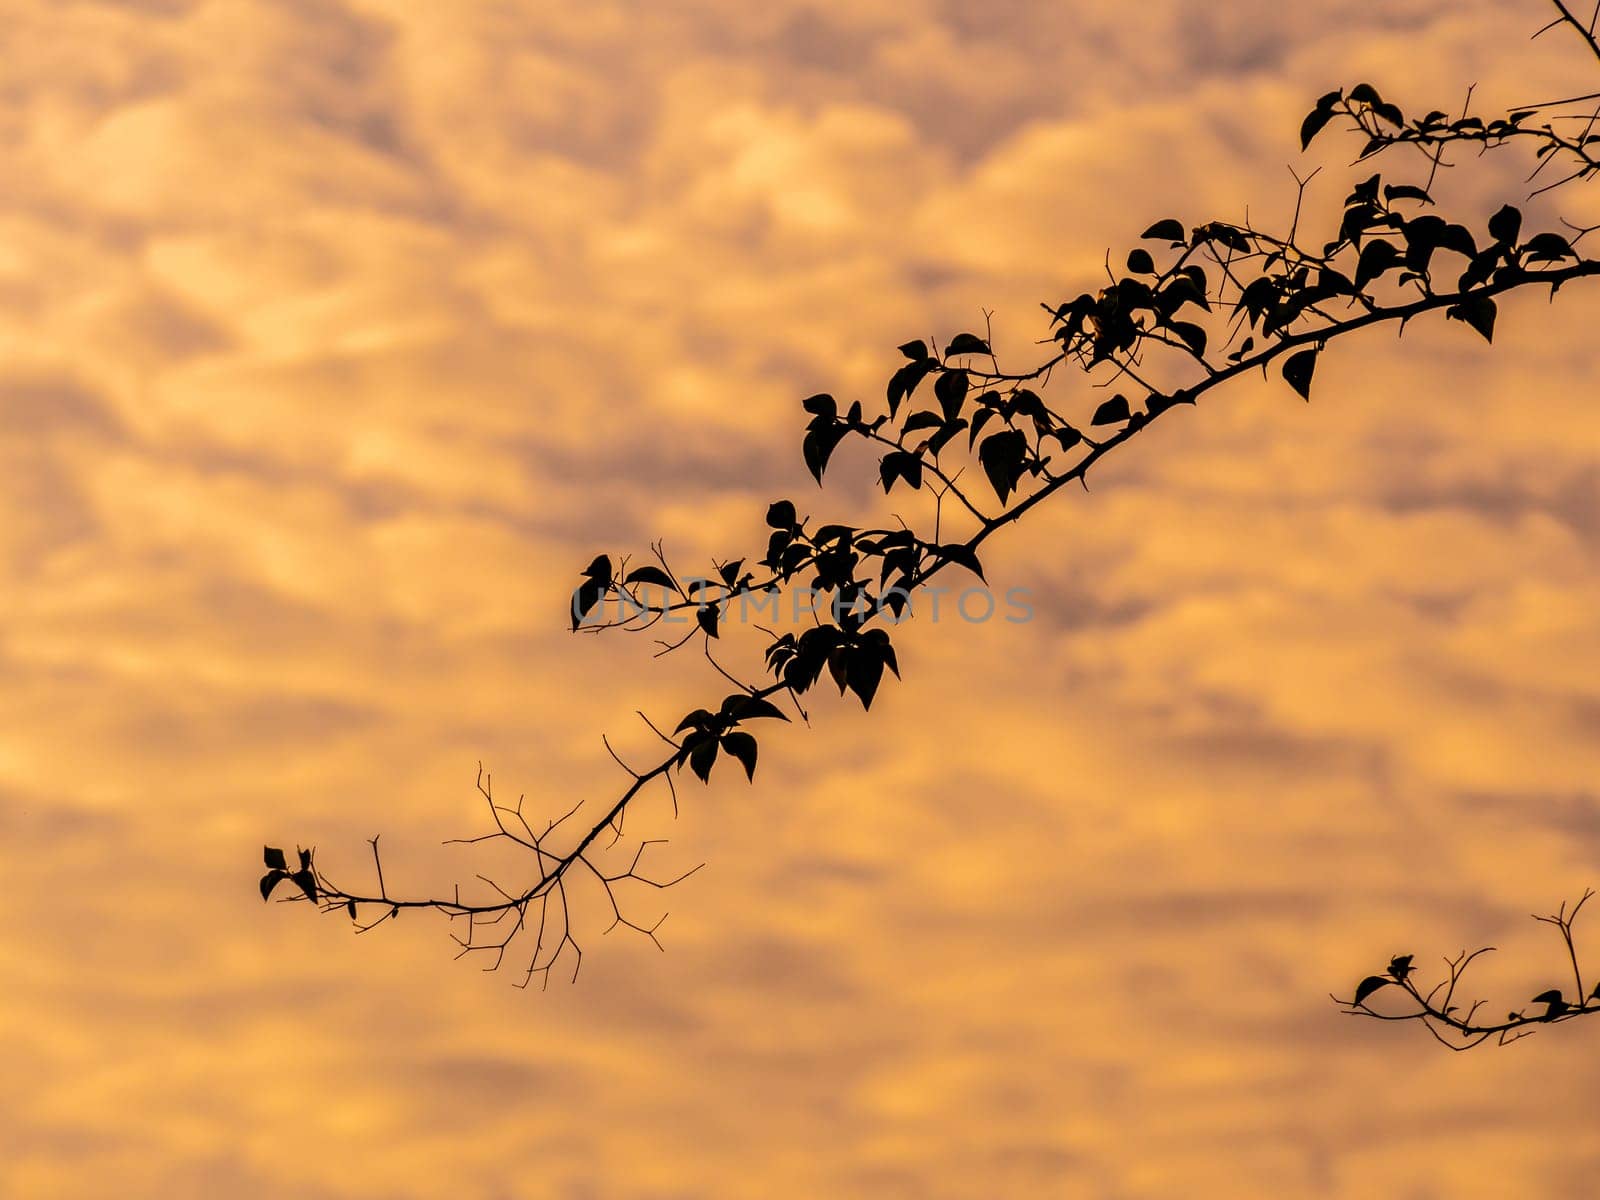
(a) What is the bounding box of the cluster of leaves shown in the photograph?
[1302,75,1600,197]
[260,846,318,905]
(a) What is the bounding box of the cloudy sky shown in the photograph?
[6,0,1600,1195]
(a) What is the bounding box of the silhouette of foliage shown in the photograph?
[266,0,1600,1039]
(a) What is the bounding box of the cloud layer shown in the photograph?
[5,0,1600,1195]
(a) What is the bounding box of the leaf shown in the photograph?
[801,393,836,418]
[721,694,789,723]
[802,423,846,484]
[581,554,613,585]
[1052,426,1083,452]
[1446,295,1497,343]
[570,578,604,630]
[1353,975,1391,1006]
[1282,348,1318,401]
[1522,232,1574,262]
[720,732,758,781]
[346,900,358,921]
[1169,321,1207,356]
[1532,989,1566,1006]
[298,848,312,871]
[289,870,317,903]
[1300,104,1337,150]
[1383,183,1432,204]
[1354,240,1400,290]
[688,735,719,783]
[1142,218,1185,242]
[624,564,679,592]
[1487,204,1522,246]
[1372,101,1404,128]
[897,339,928,361]
[879,451,924,493]
[1091,394,1132,426]
[1126,248,1156,275]
[765,499,797,530]
[264,846,288,871]
[886,359,935,416]
[937,543,986,582]
[1387,954,1414,981]
[977,430,1028,504]
[260,870,287,902]
[696,604,720,639]
[674,709,713,734]
[900,410,945,433]
[845,647,886,710]
[934,368,969,422]
[943,333,991,357]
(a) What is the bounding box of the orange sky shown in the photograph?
[6,1,1600,1196]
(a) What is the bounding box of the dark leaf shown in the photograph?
[696,604,720,639]
[1282,348,1318,401]
[1354,239,1400,290]
[1372,101,1404,128]
[864,628,899,678]
[298,848,312,871]
[879,451,924,493]
[765,499,797,530]
[897,339,928,361]
[900,410,945,433]
[674,708,714,734]
[346,900,358,921]
[264,846,288,871]
[1091,394,1132,426]
[1300,104,1337,150]
[934,368,969,422]
[886,359,935,417]
[802,424,846,484]
[1487,204,1522,246]
[937,543,986,582]
[1126,248,1156,275]
[1353,975,1391,1006]
[624,565,679,596]
[688,736,718,783]
[571,578,604,630]
[977,430,1028,504]
[1142,218,1185,242]
[1387,954,1414,981]
[1384,183,1432,204]
[720,732,758,781]
[845,648,886,710]
[1446,295,1497,343]
[581,554,613,586]
[1052,426,1083,451]
[801,392,836,418]
[260,870,287,902]
[1170,321,1207,357]
[289,870,317,903]
[1522,232,1574,262]
[943,332,991,357]
[927,418,967,457]
[721,694,788,723]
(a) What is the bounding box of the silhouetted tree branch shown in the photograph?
[265,0,1600,1034]
[1334,891,1600,1050]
